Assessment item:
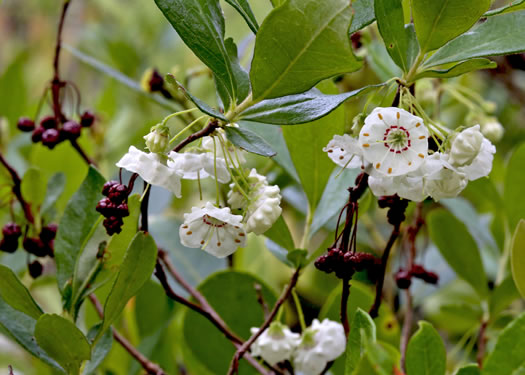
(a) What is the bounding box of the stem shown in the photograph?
[53,0,71,81]
[224,93,254,123]
[477,320,488,368]
[404,52,425,85]
[140,181,150,232]
[340,278,351,336]
[400,289,413,372]
[168,115,208,144]
[88,295,166,375]
[172,120,219,152]
[0,153,34,223]
[70,139,96,166]
[254,283,270,319]
[292,288,306,331]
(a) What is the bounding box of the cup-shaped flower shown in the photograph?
[116,146,182,197]
[359,107,429,176]
[481,118,504,143]
[323,134,364,169]
[449,125,484,166]
[168,152,230,183]
[179,202,246,258]
[250,322,300,366]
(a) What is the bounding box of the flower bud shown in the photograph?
[395,269,412,289]
[481,118,504,143]
[31,126,45,143]
[28,260,43,279]
[103,216,124,235]
[2,223,21,238]
[40,115,58,129]
[0,238,19,253]
[80,111,95,127]
[144,126,170,153]
[17,117,35,132]
[42,128,61,149]
[449,125,484,166]
[23,237,48,257]
[61,121,82,140]
[102,180,120,196]
[107,184,129,203]
[39,224,58,243]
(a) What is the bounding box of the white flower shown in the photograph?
[293,319,346,375]
[143,127,169,153]
[168,151,230,183]
[250,322,300,365]
[425,168,468,201]
[448,125,484,166]
[116,146,181,197]
[202,132,246,168]
[481,118,504,143]
[179,202,246,258]
[359,107,429,176]
[323,134,364,169]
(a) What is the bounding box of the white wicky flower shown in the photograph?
[168,151,230,183]
[425,168,468,201]
[250,322,301,365]
[323,134,364,169]
[143,126,169,153]
[116,146,182,197]
[448,125,484,166]
[481,118,504,143]
[179,202,246,258]
[293,319,346,375]
[359,107,429,176]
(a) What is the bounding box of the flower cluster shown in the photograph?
[96,181,130,235]
[324,107,496,202]
[250,319,346,375]
[315,249,380,280]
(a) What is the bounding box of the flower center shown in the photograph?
[202,214,226,228]
[384,126,411,153]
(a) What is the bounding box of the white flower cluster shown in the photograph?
[324,107,496,202]
[250,319,346,375]
[117,127,282,258]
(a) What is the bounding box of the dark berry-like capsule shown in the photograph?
[42,128,61,149]
[149,69,164,92]
[61,121,82,140]
[103,216,123,235]
[23,237,48,257]
[421,271,439,285]
[108,184,128,203]
[0,238,19,253]
[39,224,58,243]
[96,198,117,217]
[102,180,119,196]
[40,115,58,129]
[28,260,43,279]
[31,126,45,143]
[17,117,35,132]
[395,270,412,289]
[410,264,426,277]
[80,111,95,127]
[2,222,22,238]
[116,203,129,217]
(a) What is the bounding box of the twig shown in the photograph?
[88,295,166,375]
[0,153,34,223]
[140,181,150,232]
[70,139,95,165]
[8,365,13,375]
[227,269,301,375]
[341,277,351,336]
[254,283,270,319]
[477,320,488,368]
[172,120,219,152]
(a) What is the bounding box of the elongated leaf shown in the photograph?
[84,324,113,375]
[21,168,45,208]
[224,0,259,33]
[223,126,276,157]
[375,0,409,71]
[412,0,490,54]
[482,312,525,374]
[406,321,446,375]
[456,365,481,375]
[405,24,420,68]
[0,265,43,320]
[101,232,157,335]
[55,166,106,293]
[41,172,66,216]
[349,0,376,34]
[415,59,497,79]
[504,143,525,233]
[239,85,381,125]
[264,215,295,251]
[427,209,488,297]
[35,314,91,374]
[250,0,361,100]
[511,220,525,298]
[425,11,525,67]
[489,276,520,317]
[345,308,376,374]
[484,0,525,17]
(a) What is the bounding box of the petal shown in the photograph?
[323,134,363,169]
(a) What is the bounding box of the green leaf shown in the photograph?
[0,52,27,126]
[482,312,525,374]
[41,172,66,216]
[100,232,158,336]
[456,365,481,375]
[349,0,376,34]
[367,40,403,81]
[239,85,381,125]
[374,0,409,71]
[364,341,401,375]
[415,59,497,79]
[154,0,246,109]
[250,0,362,100]
[406,321,446,375]
[183,271,277,374]
[0,265,43,320]
[484,0,525,17]
[21,168,46,208]
[282,81,341,210]
[84,324,113,375]
[55,166,106,293]
[427,209,488,297]
[489,276,520,319]
[223,126,276,157]
[424,11,525,67]
[405,24,420,68]
[286,249,308,268]
[345,308,376,374]
[34,314,91,374]
[224,0,259,33]
[264,215,295,251]
[504,143,525,233]
[511,220,525,298]
[412,0,490,54]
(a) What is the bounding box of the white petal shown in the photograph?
[323,134,364,169]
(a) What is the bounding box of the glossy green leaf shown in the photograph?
[406,321,446,375]
[349,0,375,34]
[238,84,381,125]
[416,59,497,79]
[183,271,277,374]
[84,324,113,375]
[510,220,525,298]
[456,365,481,375]
[482,312,525,374]
[405,24,420,68]
[504,143,525,233]
[270,0,285,7]
[34,314,91,374]
[0,265,43,320]
[264,215,295,251]
[282,81,341,210]
[21,168,46,208]
[412,0,490,54]
[41,172,66,216]
[484,0,525,17]
[100,232,158,336]
[425,11,525,67]
[216,39,251,111]
[223,126,276,157]
[154,0,246,109]
[0,52,27,125]
[364,341,401,375]
[427,209,488,297]
[250,0,361,100]
[375,0,409,71]
[345,308,376,374]
[224,0,259,33]
[135,280,176,338]
[55,166,106,293]
[489,276,520,318]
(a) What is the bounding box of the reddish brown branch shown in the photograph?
[340,277,351,336]
[477,320,489,368]
[173,120,219,152]
[0,154,34,223]
[88,294,165,375]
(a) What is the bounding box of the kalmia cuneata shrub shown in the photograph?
[1,0,525,374]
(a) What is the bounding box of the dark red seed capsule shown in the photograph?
[40,115,58,129]
[17,117,35,132]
